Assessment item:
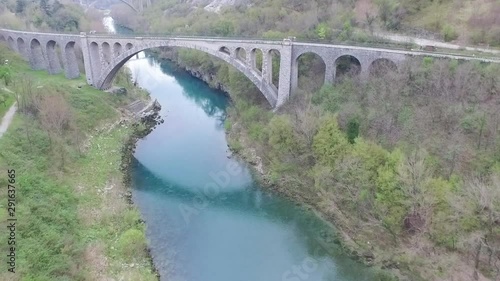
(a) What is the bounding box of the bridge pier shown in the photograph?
[29,40,47,71]
[262,49,273,84]
[46,41,63,75]
[7,37,17,52]
[289,58,298,96]
[16,38,29,61]
[62,42,80,79]
[277,42,293,108]
[324,64,335,85]
[249,48,259,73]
[80,33,95,86]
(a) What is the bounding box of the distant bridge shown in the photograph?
[1,28,499,108]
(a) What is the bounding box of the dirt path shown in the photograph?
[0,87,17,139]
[0,102,17,139]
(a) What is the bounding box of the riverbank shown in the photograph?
[0,44,159,280]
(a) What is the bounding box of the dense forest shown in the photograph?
[110,0,500,280]
[0,0,104,32]
[113,0,500,47]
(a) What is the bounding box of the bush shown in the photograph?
[116,228,147,261]
[374,269,399,281]
[442,25,458,42]
[313,115,350,166]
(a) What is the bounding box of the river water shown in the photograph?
[106,17,377,281]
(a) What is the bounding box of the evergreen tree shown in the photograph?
[15,0,26,14]
[40,0,51,16]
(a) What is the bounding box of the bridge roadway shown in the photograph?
[1,28,499,108]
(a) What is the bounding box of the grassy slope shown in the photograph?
[0,44,157,280]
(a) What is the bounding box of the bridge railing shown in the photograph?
[87,31,410,46]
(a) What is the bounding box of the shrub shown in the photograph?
[116,228,147,261]
[442,25,458,42]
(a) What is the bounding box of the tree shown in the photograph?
[268,115,301,156]
[315,22,330,40]
[40,0,51,15]
[15,0,26,14]
[398,149,434,235]
[35,92,75,167]
[375,149,406,236]
[0,64,12,86]
[452,175,500,279]
[36,93,73,140]
[312,115,349,166]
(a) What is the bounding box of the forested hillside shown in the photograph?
[0,0,104,32]
[115,0,500,47]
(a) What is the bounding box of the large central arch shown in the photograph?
[95,41,279,107]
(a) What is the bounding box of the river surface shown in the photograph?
[109,18,377,281]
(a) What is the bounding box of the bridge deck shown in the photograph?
[1,28,499,64]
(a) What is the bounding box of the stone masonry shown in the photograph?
[1,28,498,109]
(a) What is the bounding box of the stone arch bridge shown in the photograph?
[1,28,498,108]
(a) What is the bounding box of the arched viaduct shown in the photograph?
[1,28,498,108]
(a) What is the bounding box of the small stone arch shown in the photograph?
[268,49,281,89]
[102,42,112,64]
[64,41,80,79]
[46,40,63,74]
[30,38,46,70]
[7,36,16,50]
[0,34,5,42]
[219,46,230,56]
[335,55,361,80]
[125,43,133,50]
[295,52,326,91]
[235,47,246,63]
[369,58,397,77]
[16,37,28,59]
[250,48,263,73]
[113,42,123,57]
[90,42,101,78]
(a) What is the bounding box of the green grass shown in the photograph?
[0,44,157,280]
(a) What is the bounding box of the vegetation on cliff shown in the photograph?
[0,0,105,32]
[116,0,499,47]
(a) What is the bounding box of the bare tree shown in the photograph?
[452,175,500,279]
[35,93,75,167]
[398,149,434,235]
